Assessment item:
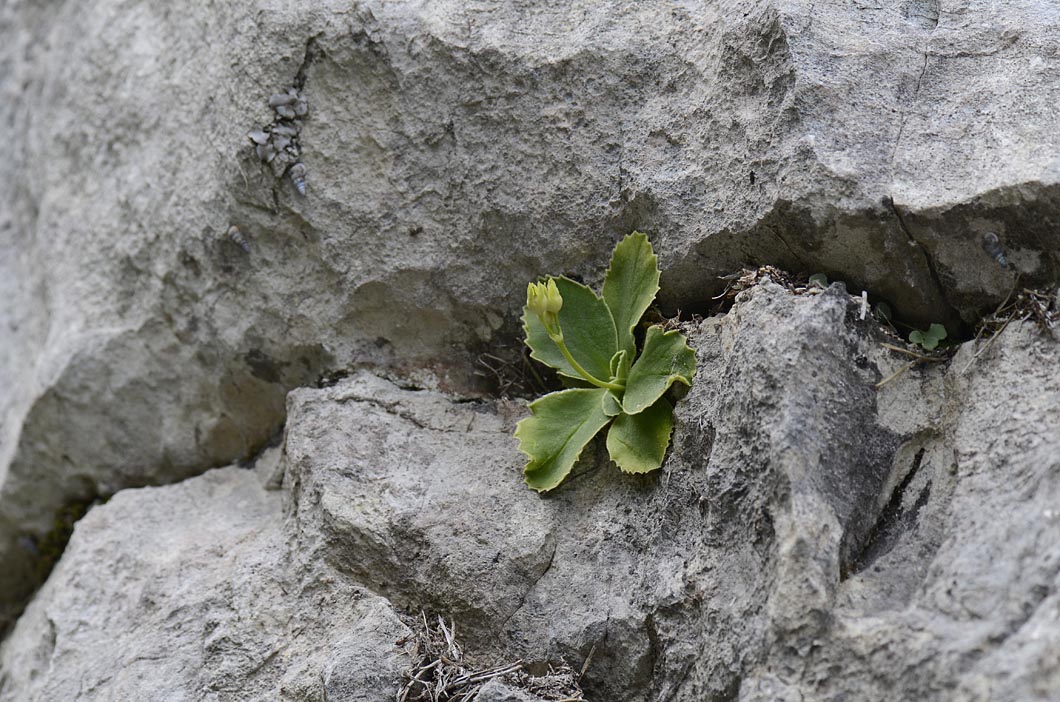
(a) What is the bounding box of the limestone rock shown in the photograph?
[283,283,1058,700]
[0,283,1056,701]
[473,679,548,702]
[741,312,1060,702]
[0,467,412,702]
[3,0,1060,612]
[280,283,899,699]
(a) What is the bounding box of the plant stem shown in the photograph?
[550,331,625,391]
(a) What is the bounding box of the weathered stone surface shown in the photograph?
[474,678,547,702]
[3,0,1060,612]
[1,282,1057,700]
[284,283,1057,700]
[0,466,411,702]
[740,314,1060,702]
[280,284,904,699]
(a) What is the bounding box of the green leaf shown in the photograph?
[910,323,947,350]
[516,388,612,492]
[609,349,631,384]
[874,301,892,323]
[606,396,674,474]
[523,277,619,383]
[602,232,660,358]
[808,273,829,288]
[622,325,697,415]
[601,391,623,417]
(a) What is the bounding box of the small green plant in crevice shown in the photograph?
[908,323,948,350]
[806,273,948,351]
[514,232,696,492]
[808,272,830,288]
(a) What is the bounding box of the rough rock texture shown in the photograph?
[0,463,413,702]
[282,284,905,700]
[4,0,1060,612]
[7,283,1054,700]
[3,1,1060,697]
[741,304,1060,702]
[291,285,1024,701]
[475,679,548,702]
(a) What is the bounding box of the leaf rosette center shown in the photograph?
[515,232,697,492]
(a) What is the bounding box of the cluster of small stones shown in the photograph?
[247,87,308,194]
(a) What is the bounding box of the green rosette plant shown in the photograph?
[514,232,696,492]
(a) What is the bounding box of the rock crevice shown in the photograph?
[1,2,1059,699]
[5,282,1056,701]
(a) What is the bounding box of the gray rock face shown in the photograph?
[474,679,547,702]
[282,283,904,700]
[0,464,412,702]
[1,282,1057,700]
[745,312,1060,702]
[3,0,1060,613]
[2,0,1060,697]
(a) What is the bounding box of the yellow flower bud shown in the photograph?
[544,278,563,315]
[526,281,548,318]
[526,279,563,337]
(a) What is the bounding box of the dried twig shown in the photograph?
[875,339,949,389]
[874,360,916,390]
[578,644,596,681]
[396,613,586,702]
[879,343,947,362]
[474,344,555,399]
[960,284,1059,375]
[959,316,1012,376]
[710,266,803,312]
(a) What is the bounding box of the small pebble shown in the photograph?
[247,129,269,145]
[268,92,296,107]
[255,142,276,162]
